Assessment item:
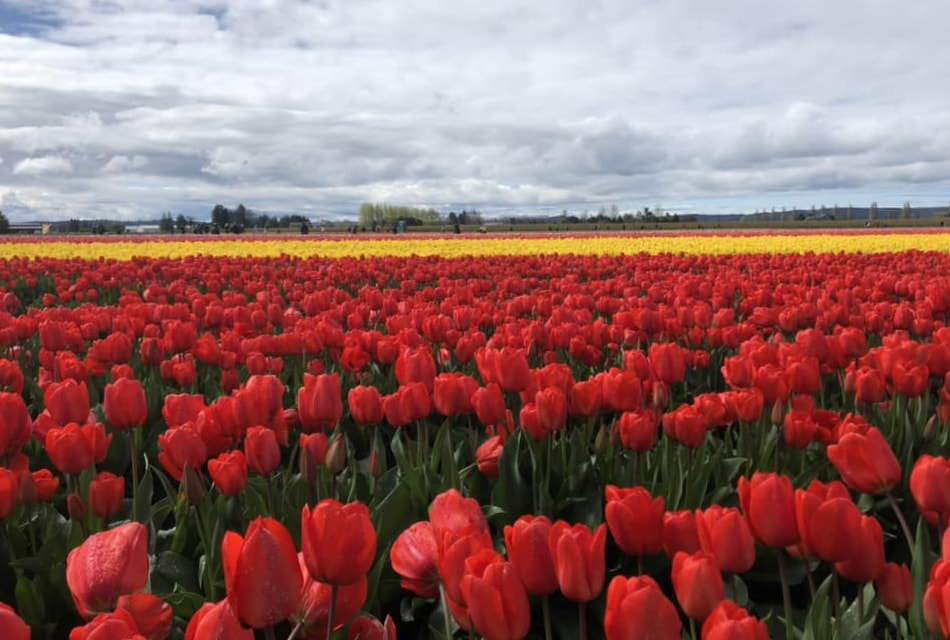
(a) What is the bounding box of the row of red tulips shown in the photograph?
[1,251,950,639]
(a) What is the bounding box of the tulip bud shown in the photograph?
[594,423,611,455]
[180,464,206,505]
[652,381,670,410]
[925,414,939,439]
[326,435,347,474]
[368,448,383,477]
[771,400,785,426]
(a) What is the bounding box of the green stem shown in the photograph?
[777,552,794,640]
[439,584,454,640]
[326,584,338,640]
[578,601,587,640]
[129,433,140,522]
[887,491,915,557]
[542,595,553,640]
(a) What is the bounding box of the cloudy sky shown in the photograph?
[1,0,949,221]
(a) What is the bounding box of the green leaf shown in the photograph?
[909,518,933,639]
[14,576,45,626]
[153,550,200,593]
[491,429,533,525]
[133,466,154,524]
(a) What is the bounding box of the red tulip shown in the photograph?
[89,471,125,519]
[157,425,208,482]
[604,485,665,557]
[548,521,607,602]
[835,514,884,584]
[924,560,950,636]
[663,510,701,558]
[503,515,558,596]
[0,392,31,460]
[66,522,149,618]
[493,348,531,392]
[185,600,253,640]
[475,434,504,478]
[661,405,708,448]
[0,603,29,640]
[738,473,799,548]
[294,554,367,637]
[701,601,769,640]
[395,347,437,391]
[617,410,658,452]
[569,379,603,417]
[208,450,248,496]
[116,593,172,640]
[244,426,281,475]
[793,480,861,562]
[650,342,687,385]
[104,378,148,431]
[46,423,101,475]
[298,373,343,432]
[876,562,912,613]
[390,521,440,598]
[302,499,377,585]
[461,559,531,640]
[348,385,384,424]
[851,367,886,403]
[534,387,567,436]
[430,489,489,542]
[696,505,755,573]
[69,608,141,640]
[162,394,205,428]
[672,551,725,621]
[433,373,479,416]
[893,360,929,397]
[724,388,764,423]
[911,455,950,516]
[0,468,18,518]
[44,379,91,426]
[472,383,507,427]
[348,614,398,640]
[601,370,642,412]
[604,575,682,640]
[827,426,901,494]
[222,517,302,628]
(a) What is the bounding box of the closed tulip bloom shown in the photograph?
[395,347,437,392]
[794,480,861,562]
[876,562,912,613]
[650,342,687,385]
[663,510,701,558]
[911,455,950,515]
[725,388,764,424]
[569,379,603,417]
[69,609,141,640]
[437,527,495,617]
[157,425,208,482]
[302,499,377,585]
[45,423,95,475]
[162,394,205,428]
[0,392,32,459]
[924,560,950,636]
[390,521,440,598]
[672,551,725,621]
[185,600,253,640]
[601,370,642,413]
[833,514,884,584]
[605,485,665,557]
[892,360,929,397]
[348,385,384,424]
[701,601,769,640]
[827,426,901,495]
[45,379,91,426]
[753,364,789,405]
[30,468,60,502]
[461,560,531,640]
[472,383,507,427]
[852,367,886,403]
[88,471,125,519]
[475,434,504,478]
[0,468,18,518]
[66,522,149,618]
[494,348,531,392]
[222,517,302,628]
[534,387,567,436]
[503,515,558,596]
[604,575,682,640]
[433,373,479,416]
[784,356,821,395]
[104,378,148,431]
[430,489,490,542]
[662,404,708,448]
[738,473,799,548]
[295,554,367,637]
[617,410,658,452]
[548,521,607,602]
[208,450,248,496]
[297,373,343,433]
[348,614,398,640]
[244,426,281,475]
[116,593,172,640]
[0,602,30,640]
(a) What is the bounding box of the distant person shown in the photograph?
[453,222,461,234]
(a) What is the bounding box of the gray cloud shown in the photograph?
[1,0,949,221]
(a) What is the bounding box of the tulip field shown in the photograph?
[3,230,950,640]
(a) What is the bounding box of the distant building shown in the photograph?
[127,224,161,234]
[8,224,43,235]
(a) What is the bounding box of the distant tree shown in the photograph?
[0,210,8,234]
[68,219,81,233]
[175,214,188,233]
[447,212,459,225]
[159,213,175,234]
[869,202,878,222]
[902,202,912,220]
[211,204,230,226]
[233,204,248,227]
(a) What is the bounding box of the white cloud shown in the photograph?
[0,1,949,220]
[102,154,148,173]
[12,155,73,176]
